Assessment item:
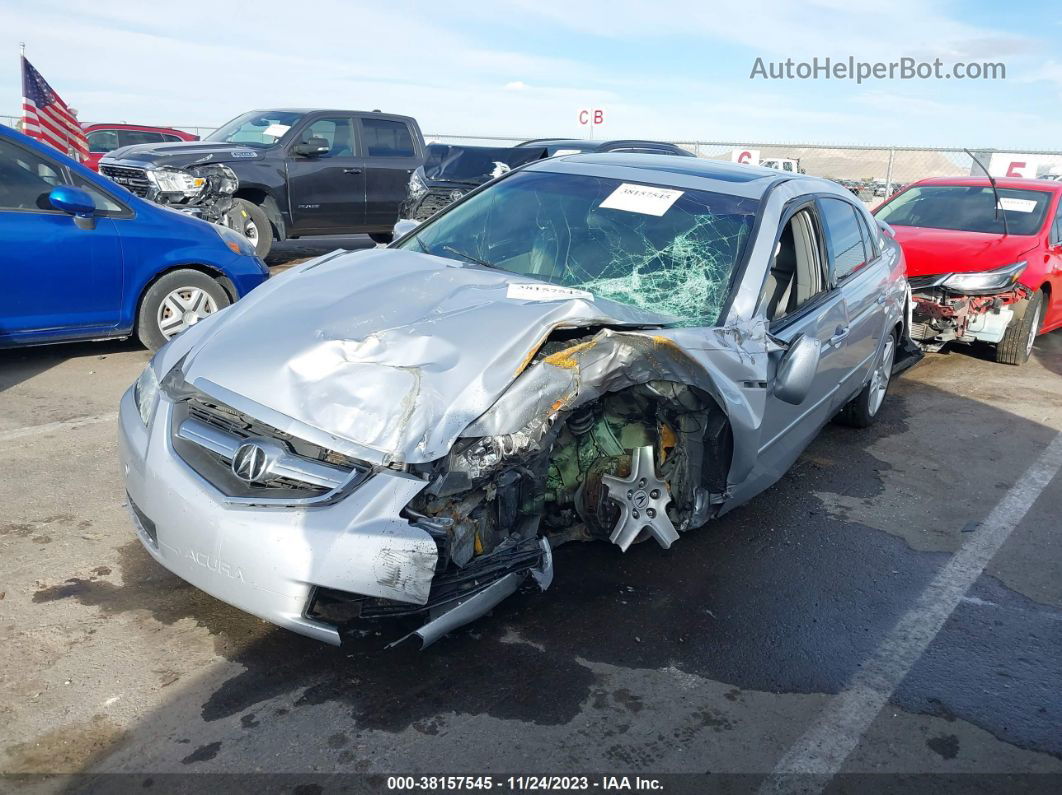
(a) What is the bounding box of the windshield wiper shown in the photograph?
[441,245,494,269]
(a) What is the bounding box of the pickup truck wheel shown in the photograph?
[995,289,1044,366]
[369,232,393,245]
[835,329,897,428]
[137,269,231,351]
[227,198,273,259]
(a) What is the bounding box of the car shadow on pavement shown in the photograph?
[948,327,1062,378]
[31,368,1059,776]
[265,235,377,274]
[1031,328,1062,377]
[0,338,142,395]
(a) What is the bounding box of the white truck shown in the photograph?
[759,157,802,173]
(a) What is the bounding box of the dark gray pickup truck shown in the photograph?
[100,108,426,257]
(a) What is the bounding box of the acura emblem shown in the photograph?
[231,442,269,483]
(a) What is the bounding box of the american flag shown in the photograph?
[21,56,89,162]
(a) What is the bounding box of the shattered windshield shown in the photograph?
[875,185,1051,235]
[398,170,759,326]
[205,111,304,148]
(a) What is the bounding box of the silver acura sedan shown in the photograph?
[119,155,909,647]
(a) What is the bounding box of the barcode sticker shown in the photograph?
[506,283,593,302]
[997,197,1037,213]
[600,183,684,216]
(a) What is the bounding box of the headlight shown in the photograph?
[408,170,427,199]
[941,261,1027,294]
[133,364,160,426]
[148,167,206,197]
[214,223,256,256]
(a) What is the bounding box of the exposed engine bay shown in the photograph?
[306,329,733,647]
[909,280,1030,350]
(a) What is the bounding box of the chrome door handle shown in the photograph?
[343,168,362,174]
[876,294,887,304]
[829,326,849,346]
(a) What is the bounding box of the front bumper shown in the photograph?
[117,387,438,645]
[908,280,1029,349]
[403,186,471,222]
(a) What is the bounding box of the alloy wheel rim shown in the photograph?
[868,336,896,416]
[244,219,259,243]
[157,287,218,339]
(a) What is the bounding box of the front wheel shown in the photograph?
[137,269,231,351]
[226,198,273,258]
[835,329,897,428]
[995,289,1044,366]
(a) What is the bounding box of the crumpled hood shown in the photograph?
[889,225,1040,277]
[181,248,667,464]
[101,140,262,169]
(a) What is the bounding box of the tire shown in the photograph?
[369,232,393,245]
[835,329,897,428]
[137,269,231,351]
[226,198,273,258]
[995,289,1044,366]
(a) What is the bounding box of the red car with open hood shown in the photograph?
[874,176,1062,364]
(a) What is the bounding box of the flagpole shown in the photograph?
[19,42,25,57]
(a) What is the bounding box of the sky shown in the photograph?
[1,0,1061,148]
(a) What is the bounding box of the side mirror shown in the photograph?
[774,333,821,405]
[393,218,419,240]
[293,137,331,157]
[49,186,97,229]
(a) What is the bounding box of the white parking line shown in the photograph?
[0,412,118,443]
[761,431,1062,793]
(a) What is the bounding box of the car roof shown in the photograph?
[524,152,829,199]
[910,175,1062,193]
[518,138,682,149]
[251,108,418,123]
[83,123,188,133]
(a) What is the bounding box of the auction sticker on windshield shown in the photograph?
[507,283,593,302]
[997,197,1037,213]
[600,183,684,216]
[263,123,291,139]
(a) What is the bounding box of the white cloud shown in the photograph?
[504,81,528,90]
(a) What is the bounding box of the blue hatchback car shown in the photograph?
[0,124,268,350]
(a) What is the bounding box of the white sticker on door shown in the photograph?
[506,283,593,302]
[599,183,684,216]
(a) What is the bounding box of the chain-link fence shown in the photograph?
[426,136,1062,206]
[6,112,1062,202]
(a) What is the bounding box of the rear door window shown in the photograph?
[118,130,166,147]
[819,197,868,281]
[361,118,416,157]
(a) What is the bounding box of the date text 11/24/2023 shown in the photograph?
[386,775,664,791]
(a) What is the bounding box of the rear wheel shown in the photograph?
[995,289,1044,366]
[226,198,273,258]
[137,269,230,351]
[369,232,393,245]
[835,329,897,428]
